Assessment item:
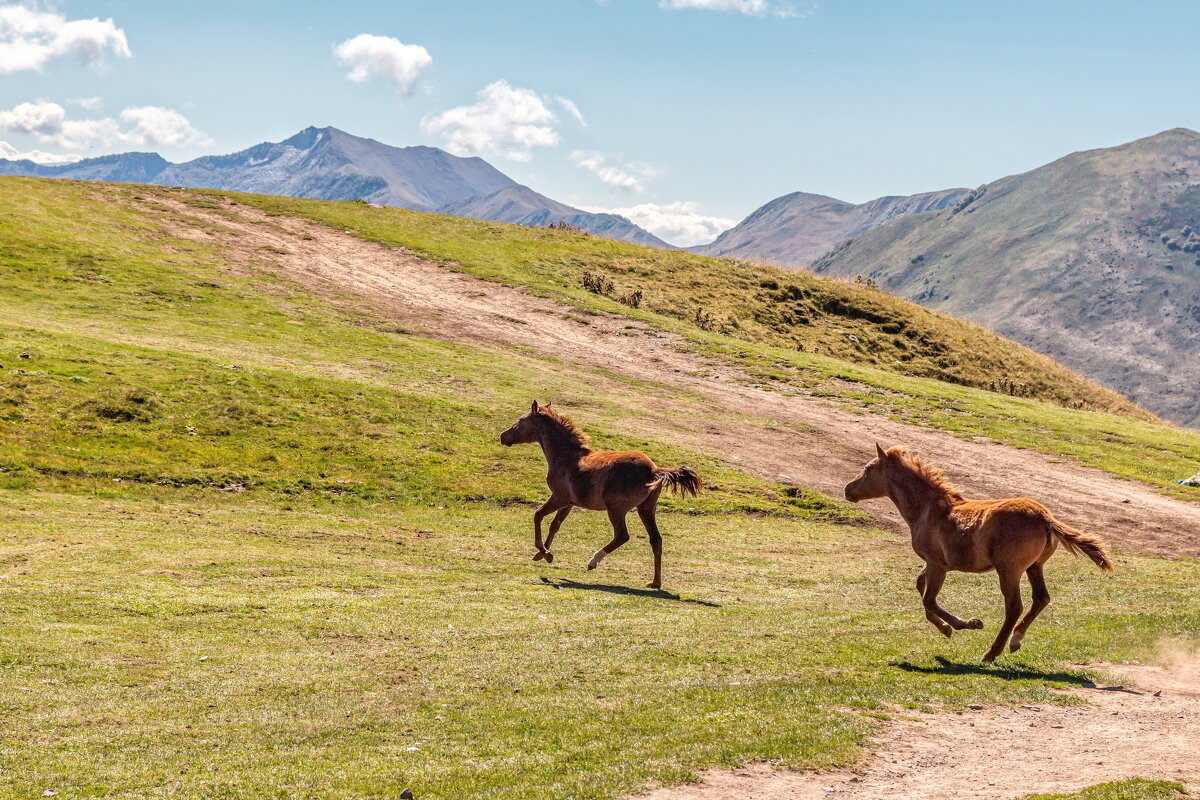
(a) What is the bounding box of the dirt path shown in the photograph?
[145,193,1200,560]
[636,661,1200,799]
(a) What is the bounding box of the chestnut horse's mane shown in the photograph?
[888,446,964,504]
[538,405,591,450]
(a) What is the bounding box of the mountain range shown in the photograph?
[809,128,1200,427]
[0,126,668,248]
[691,187,971,264]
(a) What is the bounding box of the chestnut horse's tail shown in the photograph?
[653,466,702,497]
[1048,516,1114,572]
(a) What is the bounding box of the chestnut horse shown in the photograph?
[500,401,701,588]
[845,444,1113,662]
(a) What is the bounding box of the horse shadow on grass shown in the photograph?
[892,655,1127,689]
[540,576,721,607]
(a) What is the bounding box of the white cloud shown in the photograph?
[0,4,130,74]
[0,139,81,164]
[118,106,211,148]
[556,96,586,127]
[0,99,210,151]
[660,0,812,18]
[582,201,736,247]
[570,150,661,193]
[0,99,65,138]
[422,80,561,162]
[71,95,103,110]
[334,33,431,97]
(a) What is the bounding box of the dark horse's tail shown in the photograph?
[1049,517,1114,572]
[653,466,702,497]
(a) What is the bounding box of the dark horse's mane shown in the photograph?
[537,405,591,450]
[889,446,965,504]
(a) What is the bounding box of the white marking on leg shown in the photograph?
[587,549,607,570]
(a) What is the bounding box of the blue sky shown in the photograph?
[2,1,1199,245]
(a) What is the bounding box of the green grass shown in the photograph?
[2,493,1198,799]
[1,176,1198,798]
[1021,780,1190,799]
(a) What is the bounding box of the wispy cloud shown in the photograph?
[570,150,661,193]
[581,201,735,247]
[556,96,586,127]
[660,0,814,18]
[0,4,131,74]
[422,80,563,162]
[0,99,210,151]
[333,33,432,97]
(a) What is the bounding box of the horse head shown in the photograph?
[500,400,543,447]
[844,442,891,502]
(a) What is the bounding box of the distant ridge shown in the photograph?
[438,184,669,247]
[692,188,970,265]
[811,127,1200,427]
[0,126,665,247]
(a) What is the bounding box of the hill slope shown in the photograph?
[811,128,1200,426]
[0,126,665,246]
[3,176,1200,799]
[693,188,970,264]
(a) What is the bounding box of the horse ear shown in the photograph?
[531,400,540,414]
[876,442,887,460]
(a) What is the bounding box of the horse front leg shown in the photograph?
[919,566,955,638]
[532,498,565,561]
[540,507,572,564]
[917,567,984,632]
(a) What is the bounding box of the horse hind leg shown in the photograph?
[983,568,1024,663]
[917,568,984,632]
[636,496,663,590]
[1009,563,1051,653]
[588,507,631,571]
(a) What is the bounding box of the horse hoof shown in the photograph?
[532,551,546,562]
[967,618,984,630]
[646,582,661,589]
[543,551,554,564]
[940,627,953,639]
[981,653,998,664]
[586,562,597,571]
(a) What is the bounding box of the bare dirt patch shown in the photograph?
[142,193,1200,560]
[634,661,1200,799]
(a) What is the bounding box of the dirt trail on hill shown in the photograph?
[637,661,1200,800]
[145,193,1200,560]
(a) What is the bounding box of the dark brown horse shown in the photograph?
[500,401,701,588]
[845,444,1113,662]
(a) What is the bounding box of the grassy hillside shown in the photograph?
[2,177,1199,799]
[191,185,1200,500]
[229,188,1144,418]
[812,128,1200,427]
